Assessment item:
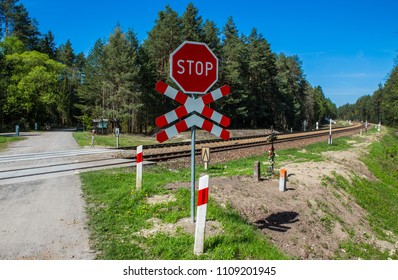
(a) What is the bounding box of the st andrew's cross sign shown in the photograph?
[154,41,231,222]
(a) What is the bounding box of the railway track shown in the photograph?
[0,124,363,184]
[124,124,364,162]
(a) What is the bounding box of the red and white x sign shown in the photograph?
[155,81,231,143]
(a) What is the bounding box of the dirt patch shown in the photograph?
[146,194,177,205]
[137,218,223,238]
[138,194,223,238]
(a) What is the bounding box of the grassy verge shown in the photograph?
[0,135,25,151]
[81,166,288,259]
[324,129,398,259]
[72,131,159,147]
[81,130,398,259]
[81,134,364,259]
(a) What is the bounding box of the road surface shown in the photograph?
[0,131,96,259]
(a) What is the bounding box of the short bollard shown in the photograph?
[194,175,209,255]
[15,125,20,136]
[254,161,261,182]
[136,145,143,190]
[115,128,120,148]
[279,168,287,192]
[91,129,95,146]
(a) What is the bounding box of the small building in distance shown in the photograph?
[92,118,120,134]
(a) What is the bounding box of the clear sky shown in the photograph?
[23,0,398,107]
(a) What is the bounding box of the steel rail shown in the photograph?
[125,124,363,162]
[116,125,356,151]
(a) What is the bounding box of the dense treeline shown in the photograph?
[0,0,85,130]
[1,1,337,133]
[337,61,398,128]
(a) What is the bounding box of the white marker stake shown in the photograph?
[136,145,143,190]
[194,175,209,255]
[279,168,287,192]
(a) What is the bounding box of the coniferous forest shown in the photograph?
[1,1,396,133]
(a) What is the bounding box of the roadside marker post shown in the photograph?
[136,145,143,190]
[91,129,95,146]
[115,128,120,148]
[194,175,209,255]
[328,119,333,145]
[279,168,287,192]
[254,161,261,182]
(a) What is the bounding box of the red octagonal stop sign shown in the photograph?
[170,41,218,94]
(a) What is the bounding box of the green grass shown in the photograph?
[72,131,159,147]
[81,130,398,260]
[324,129,398,259]
[329,130,398,241]
[81,166,288,260]
[0,135,25,151]
[335,241,397,260]
[276,135,361,165]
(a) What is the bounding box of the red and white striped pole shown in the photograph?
[157,115,230,143]
[194,175,209,255]
[136,145,143,189]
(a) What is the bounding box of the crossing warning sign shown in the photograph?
[201,147,210,163]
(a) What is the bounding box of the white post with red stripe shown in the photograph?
[136,145,143,190]
[194,175,209,255]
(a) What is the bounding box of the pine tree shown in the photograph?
[38,31,56,59]
[246,28,278,128]
[219,17,247,127]
[145,5,183,82]
[276,53,309,129]
[142,5,183,131]
[77,39,105,123]
[102,26,141,132]
[202,19,221,59]
[181,2,203,41]
[382,66,398,127]
[9,3,40,50]
[0,0,18,38]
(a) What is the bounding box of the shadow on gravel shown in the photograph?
[255,211,299,232]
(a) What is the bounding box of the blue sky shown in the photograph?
[23,0,398,107]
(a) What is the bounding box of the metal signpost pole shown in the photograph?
[191,125,196,223]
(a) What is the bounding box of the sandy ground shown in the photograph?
[0,131,95,259]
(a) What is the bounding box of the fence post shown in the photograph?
[254,161,261,182]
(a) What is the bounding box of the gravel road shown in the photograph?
[0,131,95,259]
